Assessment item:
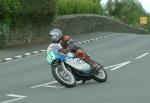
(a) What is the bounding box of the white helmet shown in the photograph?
[50,28,63,42]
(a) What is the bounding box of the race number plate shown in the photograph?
[74,58,86,65]
[47,51,56,64]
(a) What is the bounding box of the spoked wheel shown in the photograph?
[51,65,76,88]
[93,67,107,82]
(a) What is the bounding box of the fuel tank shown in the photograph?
[65,58,91,73]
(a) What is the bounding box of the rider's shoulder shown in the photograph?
[63,35,71,41]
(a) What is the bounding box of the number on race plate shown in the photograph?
[47,51,56,64]
[74,58,86,65]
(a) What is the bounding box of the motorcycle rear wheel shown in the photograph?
[92,67,107,82]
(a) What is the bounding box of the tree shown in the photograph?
[20,0,57,16]
[0,0,58,47]
[0,0,21,48]
[105,0,146,26]
[0,0,21,22]
[147,14,150,32]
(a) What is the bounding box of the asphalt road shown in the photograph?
[0,32,150,103]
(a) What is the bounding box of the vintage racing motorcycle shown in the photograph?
[47,45,107,88]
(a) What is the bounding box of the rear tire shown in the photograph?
[51,65,76,88]
[93,67,107,82]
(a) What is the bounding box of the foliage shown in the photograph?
[58,0,103,15]
[0,0,58,48]
[105,0,147,27]
[0,0,21,24]
[0,0,149,48]
[0,0,21,48]
[147,14,150,31]
[19,0,58,16]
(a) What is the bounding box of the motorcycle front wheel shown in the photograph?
[51,65,76,88]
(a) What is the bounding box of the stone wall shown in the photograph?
[51,14,149,35]
[9,14,149,46]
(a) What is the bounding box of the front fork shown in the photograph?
[61,61,68,75]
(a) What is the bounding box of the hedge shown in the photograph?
[0,0,58,48]
[58,0,103,15]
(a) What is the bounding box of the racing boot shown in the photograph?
[85,56,102,72]
[92,63,103,72]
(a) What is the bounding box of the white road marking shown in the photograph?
[103,36,107,38]
[43,85,61,88]
[95,38,99,40]
[135,53,149,60]
[5,58,13,61]
[111,61,131,71]
[1,94,27,103]
[32,51,39,54]
[91,39,95,41]
[77,81,82,84]
[104,61,131,71]
[114,33,120,36]
[14,55,22,58]
[109,35,114,37]
[40,50,46,52]
[30,81,57,88]
[24,53,31,56]
[104,64,119,69]
[82,41,86,43]
[86,40,90,42]
[98,37,103,39]
[31,80,83,89]
[77,34,119,45]
[6,94,26,98]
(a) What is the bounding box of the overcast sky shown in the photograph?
[101,0,150,13]
[138,0,150,13]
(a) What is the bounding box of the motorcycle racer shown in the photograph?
[47,28,102,72]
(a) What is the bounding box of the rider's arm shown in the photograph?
[61,35,81,53]
[67,40,81,53]
[47,43,62,54]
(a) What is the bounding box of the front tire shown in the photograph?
[93,67,107,82]
[51,65,76,88]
